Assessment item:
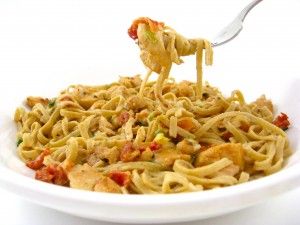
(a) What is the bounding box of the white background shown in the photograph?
[1,0,300,224]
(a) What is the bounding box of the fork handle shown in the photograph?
[211,0,263,47]
[238,0,263,22]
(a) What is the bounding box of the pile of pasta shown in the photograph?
[14,17,291,194]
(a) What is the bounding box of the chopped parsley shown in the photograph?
[16,138,23,147]
[144,29,157,43]
[48,98,56,108]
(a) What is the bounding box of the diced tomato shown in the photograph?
[35,166,53,183]
[35,164,68,186]
[273,113,290,130]
[26,148,51,170]
[222,131,233,142]
[108,171,130,187]
[117,112,130,126]
[120,142,140,162]
[128,27,138,40]
[149,141,161,151]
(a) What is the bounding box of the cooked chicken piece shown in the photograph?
[253,95,273,112]
[177,117,198,132]
[110,86,127,99]
[94,176,122,193]
[120,142,140,162]
[135,109,149,125]
[98,116,115,136]
[177,80,194,97]
[140,148,154,161]
[87,146,120,166]
[176,139,200,155]
[155,149,190,168]
[126,95,146,111]
[119,75,142,88]
[195,143,244,170]
[68,164,104,190]
[26,96,49,108]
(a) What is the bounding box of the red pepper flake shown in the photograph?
[35,164,69,186]
[149,141,161,151]
[108,171,130,187]
[273,112,290,130]
[26,148,51,170]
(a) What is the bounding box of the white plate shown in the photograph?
[0,77,300,224]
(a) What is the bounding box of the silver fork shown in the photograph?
[212,0,263,47]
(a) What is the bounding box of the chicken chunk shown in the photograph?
[126,95,146,111]
[154,149,190,168]
[119,75,142,88]
[68,164,122,193]
[120,142,140,162]
[253,95,273,112]
[177,80,194,97]
[176,139,200,155]
[94,176,122,193]
[68,164,104,190]
[87,146,120,166]
[195,143,244,170]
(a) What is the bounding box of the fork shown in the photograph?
[212,0,263,47]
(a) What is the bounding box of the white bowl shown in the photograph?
[1,0,300,222]
[0,77,300,224]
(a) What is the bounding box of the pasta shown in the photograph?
[14,17,292,194]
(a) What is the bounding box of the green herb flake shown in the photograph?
[16,138,23,147]
[48,98,56,108]
[144,29,157,43]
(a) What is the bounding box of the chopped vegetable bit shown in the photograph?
[26,148,51,170]
[48,98,56,108]
[149,141,161,151]
[108,171,130,187]
[35,164,68,186]
[154,133,169,145]
[144,29,157,43]
[16,138,23,147]
[273,113,290,130]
